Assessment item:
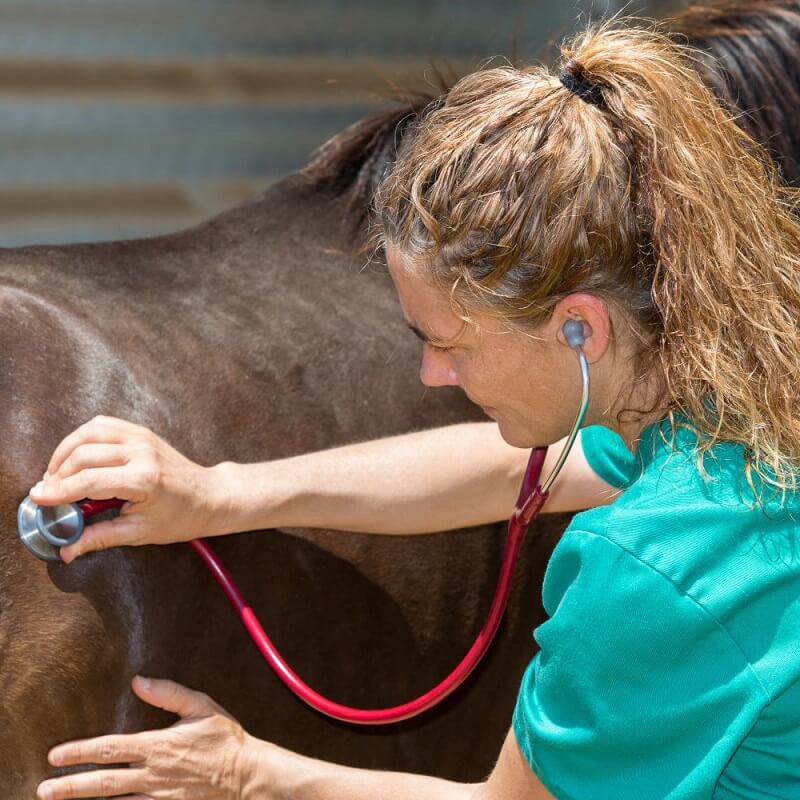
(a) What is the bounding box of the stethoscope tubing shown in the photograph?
[22,344,589,725]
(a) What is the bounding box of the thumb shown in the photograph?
[58,516,138,563]
[132,676,219,719]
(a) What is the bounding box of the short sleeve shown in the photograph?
[579,425,638,489]
[512,529,769,800]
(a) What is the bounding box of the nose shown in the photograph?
[420,345,459,388]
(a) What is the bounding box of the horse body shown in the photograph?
[0,175,567,794]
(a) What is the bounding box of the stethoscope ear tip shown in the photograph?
[562,319,586,349]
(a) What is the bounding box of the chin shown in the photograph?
[495,419,537,449]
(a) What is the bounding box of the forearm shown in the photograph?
[212,422,529,536]
[242,738,484,800]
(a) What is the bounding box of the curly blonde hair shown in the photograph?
[373,18,800,510]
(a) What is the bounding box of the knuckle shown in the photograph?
[75,471,92,493]
[100,739,118,762]
[63,451,82,474]
[99,773,119,793]
[87,536,106,553]
[136,460,161,488]
[152,740,173,763]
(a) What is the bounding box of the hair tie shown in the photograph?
[559,70,605,108]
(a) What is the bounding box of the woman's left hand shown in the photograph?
[37,676,256,800]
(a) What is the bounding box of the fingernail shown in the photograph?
[31,481,46,495]
[37,783,53,800]
[49,748,63,766]
[137,675,151,689]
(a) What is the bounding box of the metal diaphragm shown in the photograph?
[17,496,84,562]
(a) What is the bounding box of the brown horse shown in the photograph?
[2,1,799,795]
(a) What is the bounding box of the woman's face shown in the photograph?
[385,242,609,448]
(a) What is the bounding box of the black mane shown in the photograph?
[300,96,435,235]
[674,0,800,186]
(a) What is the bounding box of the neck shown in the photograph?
[602,365,670,455]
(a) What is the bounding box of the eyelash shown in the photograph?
[428,343,453,353]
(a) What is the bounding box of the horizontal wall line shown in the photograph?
[0,56,469,104]
[0,179,266,221]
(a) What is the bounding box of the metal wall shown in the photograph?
[0,0,658,246]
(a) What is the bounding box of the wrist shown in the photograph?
[203,461,242,536]
[239,736,319,800]
[204,460,299,537]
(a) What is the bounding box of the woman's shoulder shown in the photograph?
[554,473,800,702]
[517,521,774,798]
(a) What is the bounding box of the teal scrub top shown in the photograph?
[512,415,800,799]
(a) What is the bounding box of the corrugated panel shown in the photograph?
[0,1,619,58]
[0,0,638,246]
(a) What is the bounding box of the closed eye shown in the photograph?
[426,343,453,353]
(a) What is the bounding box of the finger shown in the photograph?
[29,466,143,507]
[132,676,220,719]
[48,732,149,767]
[59,516,142,563]
[45,418,130,477]
[52,443,130,480]
[37,768,150,800]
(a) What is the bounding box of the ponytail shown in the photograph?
[561,22,800,504]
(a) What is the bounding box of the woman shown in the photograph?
[32,18,800,800]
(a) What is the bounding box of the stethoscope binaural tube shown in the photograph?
[17,321,590,724]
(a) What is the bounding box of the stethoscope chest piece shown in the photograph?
[17,496,85,562]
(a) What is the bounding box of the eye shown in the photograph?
[427,343,453,354]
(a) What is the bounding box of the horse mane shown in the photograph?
[299,0,800,239]
[672,0,800,186]
[299,92,439,236]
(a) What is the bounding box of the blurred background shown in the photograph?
[0,0,674,246]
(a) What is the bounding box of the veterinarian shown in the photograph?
[32,19,800,800]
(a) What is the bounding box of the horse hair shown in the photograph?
[674,0,800,186]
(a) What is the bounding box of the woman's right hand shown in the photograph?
[27,415,231,563]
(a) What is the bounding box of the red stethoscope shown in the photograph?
[17,320,589,725]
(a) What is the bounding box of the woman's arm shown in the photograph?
[242,726,555,800]
[213,423,621,535]
[213,421,527,535]
[31,416,620,560]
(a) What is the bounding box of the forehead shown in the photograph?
[385,242,465,333]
